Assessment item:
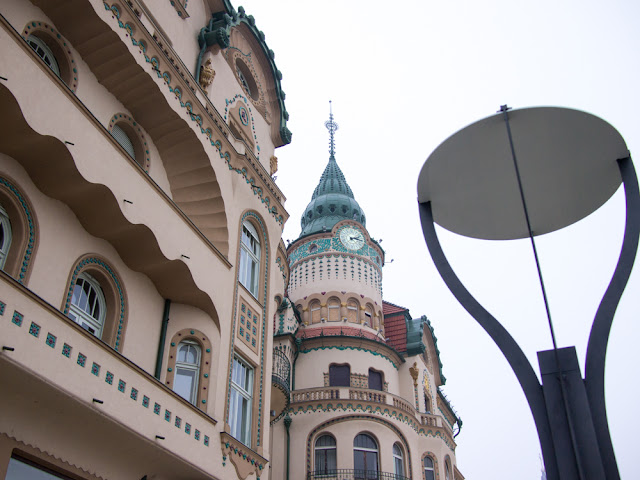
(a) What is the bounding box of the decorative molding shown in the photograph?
[0,176,36,284]
[288,401,455,450]
[220,432,267,480]
[102,2,286,227]
[169,0,189,19]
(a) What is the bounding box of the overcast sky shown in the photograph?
[237,1,640,478]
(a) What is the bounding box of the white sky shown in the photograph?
[237,1,640,478]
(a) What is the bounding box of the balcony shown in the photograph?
[307,469,410,480]
[270,348,291,422]
[0,273,220,478]
[291,386,454,442]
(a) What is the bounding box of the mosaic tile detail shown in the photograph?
[204,435,209,446]
[46,333,56,348]
[154,402,161,415]
[91,362,100,376]
[130,388,138,401]
[11,311,23,326]
[195,429,200,441]
[164,409,171,422]
[118,379,126,392]
[62,343,72,358]
[77,353,86,367]
[0,301,5,315]
[142,395,149,408]
[28,321,40,337]
[105,371,114,385]
[175,416,181,428]
[185,423,191,434]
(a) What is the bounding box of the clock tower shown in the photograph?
[286,106,385,334]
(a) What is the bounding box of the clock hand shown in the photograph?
[350,236,361,241]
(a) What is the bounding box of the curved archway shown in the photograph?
[22,21,78,91]
[0,175,38,284]
[108,113,151,171]
[62,254,127,351]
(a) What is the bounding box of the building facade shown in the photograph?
[0,0,292,479]
[270,115,464,480]
[0,1,464,479]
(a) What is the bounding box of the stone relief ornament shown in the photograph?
[199,59,215,89]
[270,155,278,176]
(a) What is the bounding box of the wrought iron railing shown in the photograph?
[272,348,291,396]
[307,470,410,480]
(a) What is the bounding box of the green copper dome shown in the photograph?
[300,154,366,236]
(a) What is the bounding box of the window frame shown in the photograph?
[368,368,383,391]
[329,364,351,387]
[314,434,337,475]
[239,220,261,298]
[0,203,12,269]
[423,456,436,480]
[229,355,254,446]
[393,443,405,478]
[68,272,107,338]
[174,340,201,404]
[27,34,60,76]
[353,433,379,477]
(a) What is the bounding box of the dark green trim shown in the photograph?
[196,2,291,145]
[154,299,171,379]
[284,415,292,480]
[437,387,463,435]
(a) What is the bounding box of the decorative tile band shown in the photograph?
[7,298,211,448]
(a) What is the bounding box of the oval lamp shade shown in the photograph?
[417,107,628,240]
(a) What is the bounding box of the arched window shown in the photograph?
[423,456,435,480]
[329,364,350,387]
[174,340,201,404]
[393,443,405,478]
[445,460,452,480]
[310,300,321,324]
[368,368,383,391]
[314,434,337,475]
[353,434,378,478]
[328,297,340,322]
[239,221,261,297]
[364,304,373,326]
[27,34,60,75]
[68,272,106,338]
[111,123,136,160]
[424,389,432,413]
[0,204,12,269]
[347,299,358,323]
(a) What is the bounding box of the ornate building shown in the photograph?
[0,1,292,479]
[0,0,463,479]
[270,112,464,480]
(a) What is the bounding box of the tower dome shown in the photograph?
[299,106,366,236]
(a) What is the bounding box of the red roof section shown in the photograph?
[383,301,408,353]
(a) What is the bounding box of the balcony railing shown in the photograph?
[307,469,411,480]
[272,348,291,396]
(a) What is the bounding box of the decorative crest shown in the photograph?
[324,100,339,157]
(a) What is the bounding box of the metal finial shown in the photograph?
[324,100,339,157]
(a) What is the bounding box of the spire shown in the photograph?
[325,100,338,158]
[299,104,366,237]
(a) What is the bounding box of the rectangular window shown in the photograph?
[329,364,350,387]
[6,456,73,479]
[368,369,383,391]
[229,355,253,446]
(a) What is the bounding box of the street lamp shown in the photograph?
[417,106,639,480]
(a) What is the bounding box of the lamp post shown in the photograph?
[417,106,639,480]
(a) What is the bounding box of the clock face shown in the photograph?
[339,227,365,251]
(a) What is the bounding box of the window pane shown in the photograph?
[329,365,350,387]
[353,434,377,450]
[394,456,404,476]
[425,470,435,480]
[6,457,69,479]
[424,457,434,468]
[174,368,196,402]
[368,369,382,390]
